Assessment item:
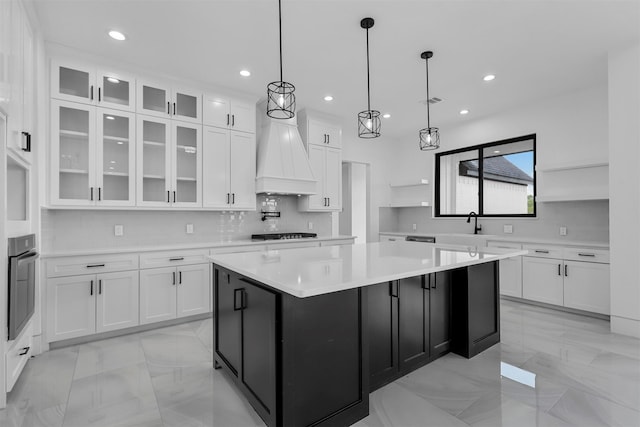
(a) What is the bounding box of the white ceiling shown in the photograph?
[33,0,640,139]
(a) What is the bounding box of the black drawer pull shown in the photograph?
[19,346,30,356]
[169,257,184,261]
[558,264,561,276]
[565,264,568,277]
[578,253,596,257]
[87,264,105,268]
[172,271,176,285]
[535,250,550,254]
[233,288,245,311]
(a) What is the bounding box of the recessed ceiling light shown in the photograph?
[239,70,251,77]
[108,30,126,41]
[107,77,120,84]
[494,150,501,154]
[110,160,116,164]
[105,116,115,120]
[382,113,391,119]
[459,109,469,115]
[324,95,334,102]
[117,141,124,145]
[483,74,495,81]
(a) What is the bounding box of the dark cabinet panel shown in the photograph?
[430,271,452,357]
[398,275,430,373]
[215,268,241,376]
[368,282,398,390]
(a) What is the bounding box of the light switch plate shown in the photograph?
[504,225,513,234]
[308,222,313,230]
[412,224,417,231]
[560,226,567,236]
[186,224,194,234]
[114,225,124,237]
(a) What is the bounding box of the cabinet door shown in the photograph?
[97,69,135,112]
[96,108,136,206]
[307,119,328,146]
[324,146,342,210]
[307,144,326,209]
[325,123,342,148]
[215,268,242,376]
[202,94,231,129]
[19,11,33,163]
[51,100,97,206]
[499,256,523,298]
[0,0,10,113]
[522,257,564,306]
[47,274,96,342]
[229,100,255,133]
[7,0,23,155]
[172,122,202,207]
[51,60,96,105]
[177,264,210,318]
[137,115,172,207]
[241,281,277,418]
[172,87,201,123]
[430,271,452,357]
[96,271,139,333]
[563,261,610,315]
[229,131,256,210]
[368,282,398,390]
[139,267,177,324]
[202,126,230,208]
[398,275,429,373]
[137,80,171,118]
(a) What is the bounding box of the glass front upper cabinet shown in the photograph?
[137,116,171,207]
[173,122,201,206]
[137,79,201,123]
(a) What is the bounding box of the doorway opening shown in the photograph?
[340,162,370,243]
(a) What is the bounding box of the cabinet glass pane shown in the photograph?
[142,120,167,202]
[102,75,130,106]
[59,67,90,99]
[175,125,197,203]
[142,85,167,113]
[176,92,197,119]
[102,113,130,201]
[59,106,90,200]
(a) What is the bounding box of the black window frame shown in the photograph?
[435,134,537,218]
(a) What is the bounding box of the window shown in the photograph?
[435,134,536,217]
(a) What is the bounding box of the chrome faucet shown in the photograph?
[466,211,482,235]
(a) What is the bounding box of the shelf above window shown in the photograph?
[536,162,609,202]
[389,178,430,208]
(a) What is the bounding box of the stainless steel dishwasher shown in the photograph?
[405,235,436,243]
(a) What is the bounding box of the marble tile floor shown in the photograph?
[2,299,639,427]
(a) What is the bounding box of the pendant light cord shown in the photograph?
[278,0,283,84]
[425,57,430,128]
[366,27,371,114]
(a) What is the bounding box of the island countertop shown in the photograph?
[209,241,527,298]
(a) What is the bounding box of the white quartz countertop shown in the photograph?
[41,235,355,258]
[379,232,609,249]
[209,241,527,298]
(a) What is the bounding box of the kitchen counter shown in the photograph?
[40,235,355,258]
[209,241,526,298]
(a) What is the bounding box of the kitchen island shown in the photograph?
[210,241,526,427]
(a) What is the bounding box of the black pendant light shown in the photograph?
[358,17,381,138]
[267,0,295,119]
[419,51,440,150]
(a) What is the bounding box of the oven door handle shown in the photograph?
[16,252,39,261]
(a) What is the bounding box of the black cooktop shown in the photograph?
[251,233,318,241]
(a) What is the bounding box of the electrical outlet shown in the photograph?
[503,224,513,234]
[186,224,194,234]
[560,226,567,236]
[308,222,313,230]
[114,225,124,237]
[412,224,417,231]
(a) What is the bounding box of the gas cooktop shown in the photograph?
[251,233,317,241]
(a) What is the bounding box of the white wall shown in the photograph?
[608,43,640,338]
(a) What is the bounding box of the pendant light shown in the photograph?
[358,17,380,138]
[419,51,440,150]
[267,0,295,119]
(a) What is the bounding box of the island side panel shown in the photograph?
[281,288,369,427]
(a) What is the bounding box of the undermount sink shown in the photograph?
[434,233,494,246]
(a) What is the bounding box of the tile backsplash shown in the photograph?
[41,195,332,253]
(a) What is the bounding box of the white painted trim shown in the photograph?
[610,316,640,339]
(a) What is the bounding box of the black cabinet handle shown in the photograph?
[167,101,170,114]
[98,279,102,295]
[431,275,437,289]
[578,253,596,257]
[167,190,171,203]
[558,264,561,276]
[172,271,176,285]
[169,257,184,261]
[90,187,94,201]
[327,134,330,144]
[389,282,398,298]
[232,114,235,126]
[535,250,550,254]
[90,85,94,100]
[232,193,235,204]
[227,114,230,126]
[233,288,245,311]
[327,197,330,206]
[98,187,102,201]
[179,271,182,284]
[173,191,176,203]
[565,264,568,277]
[87,263,105,268]
[226,193,230,204]
[173,102,176,115]
[21,131,30,152]
[90,280,94,295]
[98,87,101,102]
[19,346,30,356]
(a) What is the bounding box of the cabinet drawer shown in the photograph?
[210,244,267,255]
[487,241,523,250]
[522,244,563,259]
[47,254,139,277]
[320,239,354,247]
[6,321,33,392]
[562,247,610,264]
[267,241,320,250]
[380,235,403,242]
[139,249,209,269]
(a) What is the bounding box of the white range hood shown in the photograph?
[255,109,317,195]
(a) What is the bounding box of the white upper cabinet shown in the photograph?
[51,100,136,206]
[137,79,201,123]
[203,93,255,133]
[0,0,11,114]
[136,114,202,208]
[202,126,256,210]
[51,60,136,112]
[307,119,341,148]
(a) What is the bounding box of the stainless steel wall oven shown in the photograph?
[8,234,37,341]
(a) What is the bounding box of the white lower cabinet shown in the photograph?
[6,321,34,392]
[140,263,209,324]
[488,241,523,298]
[563,261,610,315]
[522,257,564,305]
[47,270,139,342]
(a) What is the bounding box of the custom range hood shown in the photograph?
[255,104,317,195]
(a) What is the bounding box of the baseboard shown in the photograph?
[610,316,640,338]
[500,296,610,320]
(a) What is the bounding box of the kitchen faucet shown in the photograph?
[466,211,482,234]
